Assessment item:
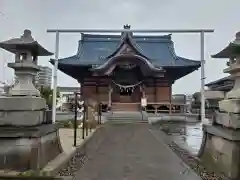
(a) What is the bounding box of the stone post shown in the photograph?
[200,32,240,179]
[0,30,62,172]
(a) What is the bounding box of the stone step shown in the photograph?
[108,116,144,119]
[106,120,148,124]
[107,119,147,121]
[108,116,145,119]
[111,103,140,111]
[107,111,148,121]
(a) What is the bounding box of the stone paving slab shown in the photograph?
[75,123,202,180]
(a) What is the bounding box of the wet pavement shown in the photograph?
[74,123,201,180]
[159,119,211,155]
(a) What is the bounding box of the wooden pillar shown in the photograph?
[96,79,100,116]
[108,84,112,109]
[79,79,84,101]
[96,79,99,103]
[154,79,157,103]
[169,83,172,114]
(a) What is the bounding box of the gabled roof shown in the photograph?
[90,31,165,76]
[105,31,149,60]
[53,33,200,68]
[50,26,202,80]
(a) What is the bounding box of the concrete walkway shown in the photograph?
[59,128,94,153]
[75,123,201,180]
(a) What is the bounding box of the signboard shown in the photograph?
[141,98,147,107]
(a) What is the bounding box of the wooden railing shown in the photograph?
[98,101,188,114]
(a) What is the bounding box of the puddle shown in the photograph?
[159,119,211,155]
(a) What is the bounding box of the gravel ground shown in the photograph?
[168,140,229,180]
[58,151,86,177]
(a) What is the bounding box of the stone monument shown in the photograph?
[0,30,62,171]
[201,32,240,179]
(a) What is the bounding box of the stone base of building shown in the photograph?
[201,124,240,179]
[0,124,62,171]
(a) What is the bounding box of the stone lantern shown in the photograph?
[0,30,62,171]
[1,30,52,96]
[200,32,240,179]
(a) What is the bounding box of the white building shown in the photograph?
[35,66,52,88]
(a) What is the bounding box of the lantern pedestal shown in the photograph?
[0,124,62,171]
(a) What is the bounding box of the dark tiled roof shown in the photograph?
[205,76,232,86]
[55,34,200,68]
[205,76,233,92]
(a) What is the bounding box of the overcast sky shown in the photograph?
[0,0,239,94]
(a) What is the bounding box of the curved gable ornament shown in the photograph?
[91,53,165,76]
[105,25,148,59]
[121,46,133,54]
[119,44,136,56]
[118,63,136,69]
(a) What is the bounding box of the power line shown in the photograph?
[0,11,9,21]
[0,10,21,30]
[0,11,6,17]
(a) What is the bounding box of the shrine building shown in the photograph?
[52,25,201,113]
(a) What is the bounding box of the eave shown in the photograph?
[205,76,231,86]
[0,41,53,56]
[50,55,200,81]
[49,58,90,80]
[212,43,240,58]
[165,64,201,81]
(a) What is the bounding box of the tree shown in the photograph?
[191,91,209,109]
[192,92,201,101]
[40,86,60,110]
